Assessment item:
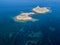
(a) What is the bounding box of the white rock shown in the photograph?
[14,13,38,22]
[32,6,50,14]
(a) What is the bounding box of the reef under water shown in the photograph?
[11,6,53,45]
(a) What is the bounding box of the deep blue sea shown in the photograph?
[0,0,60,45]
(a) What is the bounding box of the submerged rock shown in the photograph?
[49,26,55,31]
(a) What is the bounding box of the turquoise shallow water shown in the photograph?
[0,0,60,45]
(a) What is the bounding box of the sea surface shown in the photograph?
[0,0,60,45]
